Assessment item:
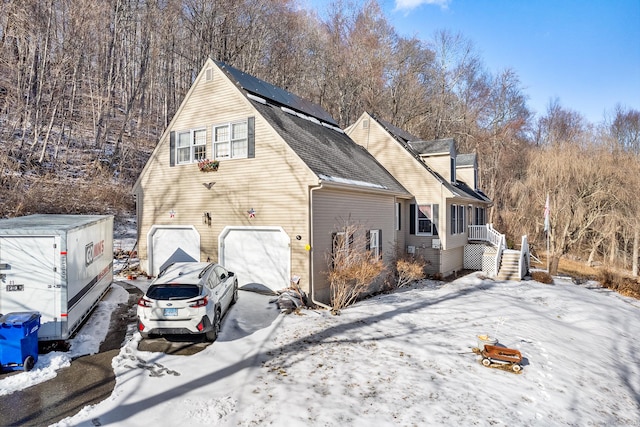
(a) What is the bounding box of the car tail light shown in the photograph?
[189,296,208,308]
[197,321,204,332]
[137,297,152,308]
[138,321,145,331]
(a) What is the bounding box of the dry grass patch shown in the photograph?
[596,268,640,299]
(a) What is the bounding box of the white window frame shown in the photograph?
[213,120,248,160]
[332,230,354,268]
[451,204,458,234]
[451,204,465,234]
[416,204,434,236]
[176,128,207,164]
[369,229,380,259]
[475,207,486,226]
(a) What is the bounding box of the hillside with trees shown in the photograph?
[1,0,638,277]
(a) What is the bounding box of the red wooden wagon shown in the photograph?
[481,345,523,372]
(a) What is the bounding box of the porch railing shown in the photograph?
[468,224,505,249]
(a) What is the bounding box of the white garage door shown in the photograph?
[219,226,290,292]
[148,226,200,276]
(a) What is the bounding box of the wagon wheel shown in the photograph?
[23,355,35,372]
[482,358,491,367]
[512,364,522,372]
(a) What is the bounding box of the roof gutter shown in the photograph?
[309,182,332,310]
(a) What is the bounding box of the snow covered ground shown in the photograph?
[2,269,638,426]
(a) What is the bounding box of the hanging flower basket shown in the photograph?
[198,159,219,172]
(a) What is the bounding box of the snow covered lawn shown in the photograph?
[4,273,639,426]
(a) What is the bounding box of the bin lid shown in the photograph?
[0,311,41,326]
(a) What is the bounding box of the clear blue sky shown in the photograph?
[307,0,640,124]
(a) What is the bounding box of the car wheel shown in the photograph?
[23,355,35,372]
[205,310,221,342]
[231,282,239,305]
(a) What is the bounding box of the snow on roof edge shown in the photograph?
[318,174,387,190]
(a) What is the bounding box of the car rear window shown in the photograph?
[146,284,201,300]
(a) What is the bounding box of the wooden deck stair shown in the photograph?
[497,250,522,281]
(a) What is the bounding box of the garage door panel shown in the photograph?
[220,227,290,292]
[149,226,200,276]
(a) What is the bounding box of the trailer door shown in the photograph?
[0,236,60,339]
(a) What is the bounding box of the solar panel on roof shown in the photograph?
[215,60,338,126]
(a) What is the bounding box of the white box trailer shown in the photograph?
[0,214,113,341]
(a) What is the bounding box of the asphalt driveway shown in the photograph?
[0,281,279,426]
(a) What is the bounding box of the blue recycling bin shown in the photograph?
[0,311,41,372]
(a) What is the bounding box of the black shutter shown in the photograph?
[378,229,382,259]
[397,203,401,230]
[433,204,439,236]
[169,131,176,166]
[366,230,371,251]
[247,116,255,158]
[410,204,415,235]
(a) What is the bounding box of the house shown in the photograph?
[345,113,526,279]
[133,59,412,305]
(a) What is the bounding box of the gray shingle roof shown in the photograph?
[453,180,492,203]
[456,153,476,167]
[408,138,454,155]
[252,101,409,195]
[374,117,418,143]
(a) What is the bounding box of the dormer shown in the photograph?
[456,153,478,190]
[407,138,457,183]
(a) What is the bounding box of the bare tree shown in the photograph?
[521,140,618,275]
[609,105,640,155]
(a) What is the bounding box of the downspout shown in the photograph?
[309,182,332,310]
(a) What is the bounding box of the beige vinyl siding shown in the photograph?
[135,61,317,290]
[440,246,464,276]
[348,118,444,205]
[421,154,452,183]
[404,234,441,274]
[347,113,478,276]
[457,167,475,188]
[348,115,448,271]
[311,186,397,304]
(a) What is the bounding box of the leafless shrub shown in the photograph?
[531,270,554,284]
[396,257,427,288]
[328,220,384,313]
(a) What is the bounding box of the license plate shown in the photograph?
[163,308,178,316]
